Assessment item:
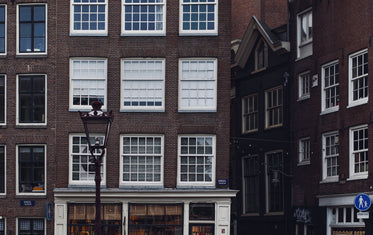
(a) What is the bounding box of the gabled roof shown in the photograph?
[232,16,290,69]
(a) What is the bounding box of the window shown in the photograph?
[255,39,268,71]
[349,125,368,179]
[71,0,108,36]
[68,204,122,235]
[322,61,339,113]
[0,218,4,235]
[242,156,259,214]
[265,86,283,128]
[17,145,46,194]
[17,75,46,125]
[70,134,106,185]
[122,0,165,36]
[297,8,312,58]
[0,5,6,54]
[0,146,4,194]
[299,137,310,164]
[179,59,217,111]
[0,75,5,124]
[298,71,310,100]
[189,203,215,235]
[242,94,258,133]
[178,135,215,186]
[120,135,163,186]
[349,49,368,107]
[17,4,46,55]
[180,0,217,36]
[70,58,107,111]
[322,131,339,181]
[121,59,165,111]
[18,218,45,235]
[266,151,284,213]
[128,204,183,234]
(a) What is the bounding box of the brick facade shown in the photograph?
[0,0,235,234]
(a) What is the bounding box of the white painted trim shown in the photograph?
[70,0,108,36]
[119,134,164,186]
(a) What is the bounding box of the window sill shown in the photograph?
[16,124,47,129]
[241,213,260,217]
[319,177,339,184]
[16,53,47,58]
[251,67,267,75]
[242,129,258,134]
[16,194,47,198]
[297,161,310,166]
[320,106,339,115]
[297,95,310,102]
[295,54,313,62]
[265,124,283,130]
[347,99,368,109]
[347,174,368,181]
[178,109,217,113]
[264,212,284,216]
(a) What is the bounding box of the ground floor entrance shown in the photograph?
[54,189,236,235]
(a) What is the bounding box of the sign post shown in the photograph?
[354,193,371,219]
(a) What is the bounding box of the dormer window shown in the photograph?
[255,39,268,71]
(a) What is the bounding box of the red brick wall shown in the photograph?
[231,0,287,40]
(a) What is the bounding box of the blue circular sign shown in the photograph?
[354,193,371,211]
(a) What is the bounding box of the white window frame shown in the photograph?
[242,93,258,133]
[121,58,165,112]
[349,125,368,180]
[177,135,216,187]
[17,218,46,235]
[298,137,310,165]
[321,60,339,114]
[0,5,7,56]
[121,0,166,36]
[322,131,339,182]
[69,134,106,186]
[296,8,312,59]
[265,86,283,129]
[120,135,164,186]
[16,74,47,126]
[16,3,47,56]
[179,0,218,36]
[69,58,107,112]
[348,49,368,107]
[0,75,6,126]
[70,0,108,36]
[0,145,5,196]
[298,71,310,100]
[178,58,217,112]
[16,144,47,196]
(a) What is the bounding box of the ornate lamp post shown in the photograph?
[79,100,113,235]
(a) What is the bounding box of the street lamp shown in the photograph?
[79,100,113,235]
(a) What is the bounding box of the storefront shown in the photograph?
[319,194,368,235]
[54,189,236,235]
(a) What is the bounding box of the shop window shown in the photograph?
[128,204,183,235]
[68,204,122,235]
[189,203,215,235]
